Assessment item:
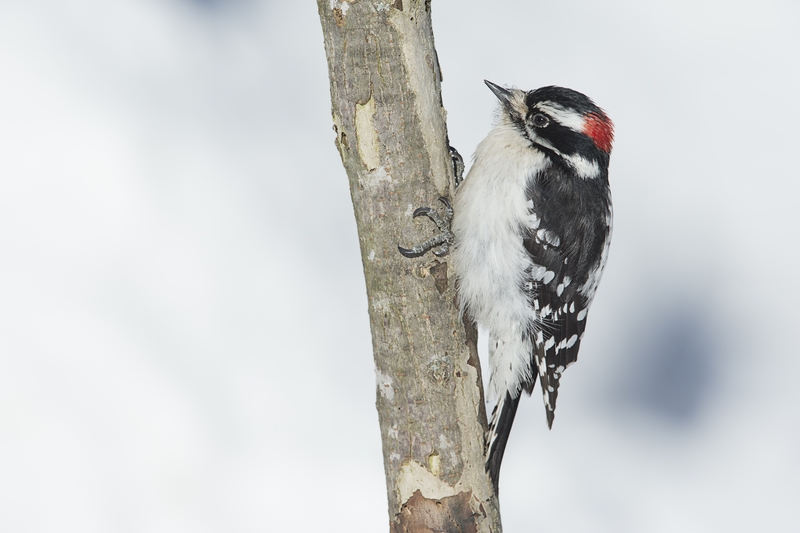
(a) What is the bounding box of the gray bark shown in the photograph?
[317,1,502,531]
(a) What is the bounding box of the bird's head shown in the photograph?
[485,80,614,179]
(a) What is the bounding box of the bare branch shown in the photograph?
[317,1,501,530]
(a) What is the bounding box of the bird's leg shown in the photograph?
[398,197,454,258]
[397,146,464,259]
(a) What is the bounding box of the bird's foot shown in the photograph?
[398,197,454,258]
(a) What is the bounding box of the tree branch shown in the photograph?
[317,1,502,531]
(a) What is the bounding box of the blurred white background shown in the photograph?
[1,0,798,531]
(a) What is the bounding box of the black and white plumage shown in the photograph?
[451,81,614,490]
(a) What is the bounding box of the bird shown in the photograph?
[399,80,614,492]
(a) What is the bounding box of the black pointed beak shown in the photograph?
[484,80,513,107]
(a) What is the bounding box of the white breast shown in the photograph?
[451,121,550,401]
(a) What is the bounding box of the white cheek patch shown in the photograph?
[529,135,600,179]
[535,102,586,132]
[564,154,600,179]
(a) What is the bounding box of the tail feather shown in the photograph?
[486,392,521,493]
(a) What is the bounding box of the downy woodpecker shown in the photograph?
[400,81,614,491]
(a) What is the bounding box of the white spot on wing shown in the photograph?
[566,334,578,348]
[536,228,561,247]
[531,265,547,280]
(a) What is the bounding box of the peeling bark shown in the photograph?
[392,491,482,533]
[317,1,501,531]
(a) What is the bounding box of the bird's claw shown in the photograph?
[398,197,455,258]
[397,144,461,259]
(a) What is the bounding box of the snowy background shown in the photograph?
[1,0,799,531]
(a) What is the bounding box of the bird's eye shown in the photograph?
[532,113,550,128]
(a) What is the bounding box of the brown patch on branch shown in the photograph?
[391,491,480,533]
[430,261,448,294]
[462,315,480,371]
[333,7,345,27]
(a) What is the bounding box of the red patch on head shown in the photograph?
[583,113,614,153]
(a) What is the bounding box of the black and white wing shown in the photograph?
[523,174,612,427]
